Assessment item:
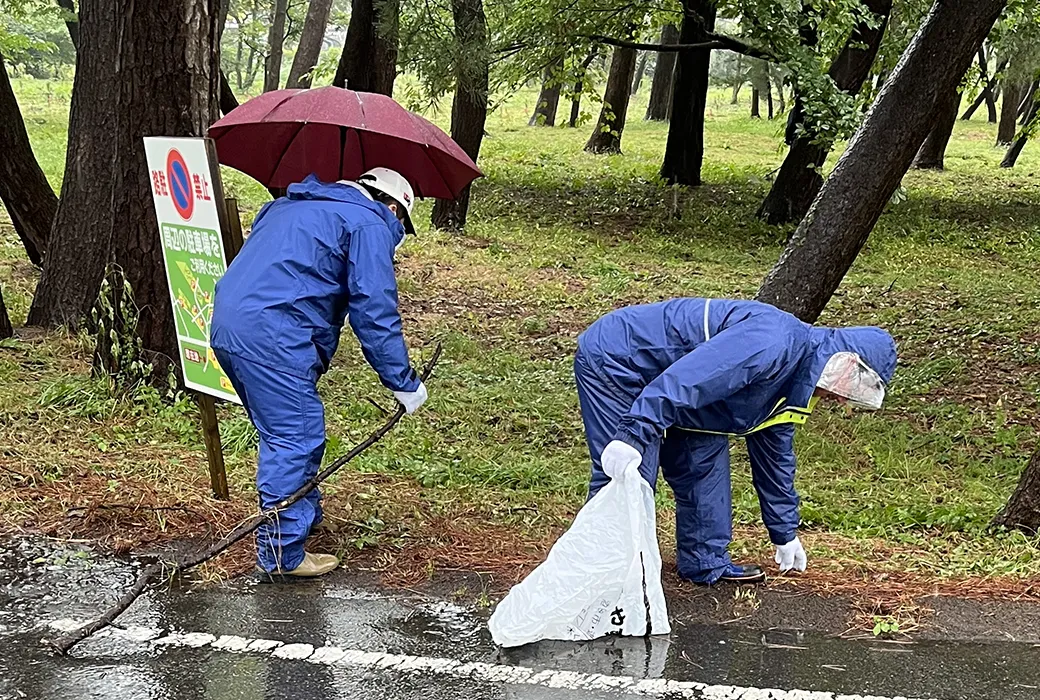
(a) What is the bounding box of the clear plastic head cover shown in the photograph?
[816,352,887,410]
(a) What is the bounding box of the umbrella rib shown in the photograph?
[268,122,308,187]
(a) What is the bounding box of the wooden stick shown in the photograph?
[48,343,442,656]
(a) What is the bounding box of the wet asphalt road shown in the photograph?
[1,538,1039,700]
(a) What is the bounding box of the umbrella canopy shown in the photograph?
[208,87,482,200]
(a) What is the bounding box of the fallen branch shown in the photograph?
[47,343,442,656]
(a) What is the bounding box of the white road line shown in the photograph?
[46,619,940,700]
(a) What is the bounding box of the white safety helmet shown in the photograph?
[357,167,416,236]
[816,352,887,410]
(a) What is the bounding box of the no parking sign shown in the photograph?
[144,137,239,404]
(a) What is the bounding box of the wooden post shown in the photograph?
[188,139,245,501]
[197,393,229,499]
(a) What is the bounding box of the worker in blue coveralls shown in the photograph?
[210,168,428,580]
[575,298,897,585]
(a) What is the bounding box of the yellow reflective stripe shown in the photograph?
[673,396,820,439]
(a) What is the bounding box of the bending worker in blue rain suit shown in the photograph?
[575,298,897,585]
[210,168,427,580]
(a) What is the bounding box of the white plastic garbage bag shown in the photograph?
[488,463,670,647]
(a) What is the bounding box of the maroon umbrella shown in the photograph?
[208,87,481,199]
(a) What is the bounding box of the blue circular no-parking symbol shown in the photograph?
[166,149,195,220]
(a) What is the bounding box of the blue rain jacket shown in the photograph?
[576,298,897,570]
[211,176,419,392]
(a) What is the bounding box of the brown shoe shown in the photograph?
[256,552,339,582]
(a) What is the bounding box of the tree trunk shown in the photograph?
[263,0,289,92]
[660,0,716,185]
[772,66,786,115]
[750,86,761,117]
[28,0,119,328]
[286,0,335,89]
[1001,92,1039,168]
[994,446,1040,532]
[219,70,239,115]
[631,51,649,94]
[913,88,962,169]
[585,46,638,154]
[0,285,11,339]
[765,76,774,119]
[0,49,56,266]
[756,0,1005,323]
[1020,81,1037,123]
[529,60,563,127]
[757,0,892,226]
[56,0,79,50]
[569,49,598,128]
[105,0,220,375]
[431,0,488,231]
[998,81,1023,145]
[333,0,399,95]
[730,55,744,104]
[646,24,678,121]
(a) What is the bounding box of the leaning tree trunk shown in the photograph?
[263,0,289,92]
[0,285,11,339]
[1021,80,1037,123]
[993,446,1040,532]
[28,0,119,328]
[1001,91,1040,168]
[913,87,963,169]
[219,70,239,115]
[631,51,649,94]
[660,0,716,185]
[585,46,638,154]
[529,59,563,127]
[56,0,79,49]
[286,0,335,89]
[757,0,892,226]
[430,0,488,231]
[0,49,56,266]
[333,0,399,95]
[998,81,1024,145]
[569,49,598,128]
[103,0,221,377]
[646,24,678,121]
[757,0,1006,323]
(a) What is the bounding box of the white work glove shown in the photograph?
[393,382,428,414]
[774,536,807,573]
[600,440,642,480]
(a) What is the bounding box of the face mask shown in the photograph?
[816,352,887,410]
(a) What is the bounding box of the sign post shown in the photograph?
[144,136,243,500]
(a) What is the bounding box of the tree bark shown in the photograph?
[430,0,488,231]
[56,0,79,50]
[994,446,1040,532]
[645,24,678,121]
[998,81,1024,145]
[750,86,761,117]
[28,0,119,328]
[263,0,289,92]
[333,0,399,95]
[757,0,892,226]
[765,75,774,119]
[913,88,962,169]
[1001,91,1039,168]
[0,49,56,266]
[756,0,1005,323]
[631,51,649,94]
[529,59,563,126]
[286,0,335,89]
[585,46,638,154]
[569,49,598,128]
[660,0,716,185]
[0,285,11,339]
[105,0,221,374]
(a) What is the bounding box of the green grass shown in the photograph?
[3,76,1040,583]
